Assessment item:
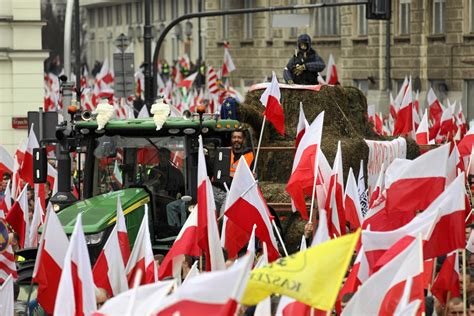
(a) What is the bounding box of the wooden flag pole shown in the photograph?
[272,219,288,256]
[463,249,467,316]
[252,116,267,175]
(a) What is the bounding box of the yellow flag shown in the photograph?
[241,229,360,311]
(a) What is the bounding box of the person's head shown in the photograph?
[468,296,474,316]
[95,288,110,309]
[9,232,19,252]
[2,173,11,190]
[297,34,312,52]
[341,293,354,311]
[231,130,246,152]
[447,297,464,316]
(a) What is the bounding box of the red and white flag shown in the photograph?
[295,102,308,148]
[393,78,413,136]
[0,245,17,284]
[223,156,280,262]
[326,141,346,237]
[177,72,198,89]
[28,198,44,247]
[286,111,325,220]
[415,109,429,145]
[394,77,408,111]
[116,196,131,264]
[457,124,474,157]
[96,58,114,86]
[0,145,13,179]
[158,207,200,280]
[206,65,220,95]
[155,253,253,316]
[260,72,285,135]
[32,207,69,314]
[221,42,236,77]
[112,160,123,187]
[342,235,424,316]
[389,92,398,120]
[438,105,456,138]
[0,274,14,316]
[19,125,39,186]
[344,167,363,230]
[197,136,226,271]
[5,185,29,248]
[431,251,460,305]
[427,87,443,123]
[125,206,157,286]
[326,54,339,85]
[54,214,96,316]
[384,143,450,214]
[93,223,129,297]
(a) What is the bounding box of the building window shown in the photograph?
[184,0,192,14]
[432,0,445,34]
[126,3,132,24]
[136,2,143,24]
[399,0,410,35]
[354,79,369,95]
[116,5,122,25]
[158,0,166,21]
[358,4,368,36]
[98,41,105,61]
[88,9,95,28]
[429,79,448,102]
[243,0,253,39]
[97,8,104,27]
[106,7,113,26]
[172,1,179,19]
[221,0,229,39]
[315,0,339,36]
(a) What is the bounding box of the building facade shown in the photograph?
[0,0,48,153]
[82,0,474,120]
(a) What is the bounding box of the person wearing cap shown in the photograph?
[283,34,326,85]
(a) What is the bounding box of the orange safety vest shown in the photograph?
[230,151,254,177]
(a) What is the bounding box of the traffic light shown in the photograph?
[366,0,391,20]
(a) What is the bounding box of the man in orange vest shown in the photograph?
[229,130,254,178]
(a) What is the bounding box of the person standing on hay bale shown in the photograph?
[283,33,326,85]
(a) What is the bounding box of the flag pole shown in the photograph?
[271,219,288,256]
[463,249,467,315]
[252,116,267,175]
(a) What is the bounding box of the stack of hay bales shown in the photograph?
[238,85,420,253]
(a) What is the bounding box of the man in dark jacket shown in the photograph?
[283,34,326,85]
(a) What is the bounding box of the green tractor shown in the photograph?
[17,113,256,282]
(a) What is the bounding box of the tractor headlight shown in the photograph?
[85,231,104,245]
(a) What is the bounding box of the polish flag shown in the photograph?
[362,172,466,270]
[197,136,226,272]
[342,236,424,315]
[116,196,130,265]
[112,160,123,187]
[344,167,363,230]
[0,274,14,316]
[394,77,408,112]
[311,208,331,246]
[260,72,285,135]
[154,253,253,316]
[47,162,58,196]
[338,247,365,303]
[431,251,460,305]
[393,78,413,136]
[97,58,114,85]
[286,111,325,220]
[125,206,157,286]
[326,54,339,85]
[221,41,236,77]
[457,124,474,157]
[415,109,429,145]
[384,143,450,214]
[93,224,129,297]
[220,214,250,260]
[315,149,332,213]
[158,207,200,280]
[295,102,308,148]
[54,214,97,316]
[439,106,456,138]
[176,72,198,89]
[32,207,69,314]
[0,145,13,180]
[19,125,39,186]
[224,157,280,262]
[427,87,443,123]
[389,92,398,120]
[5,185,29,248]
[28,198,44,247]
[325,141,346,237]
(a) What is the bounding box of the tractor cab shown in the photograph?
[52,116,252,261]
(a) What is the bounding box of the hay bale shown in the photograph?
[239,85,420,184]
